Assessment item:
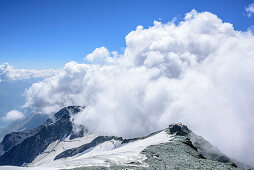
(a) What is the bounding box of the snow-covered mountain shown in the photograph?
[0,106,251,169]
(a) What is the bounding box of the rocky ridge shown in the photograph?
[0,106,252,170]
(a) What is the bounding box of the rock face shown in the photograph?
[0,129,39,156]
[168,124,190,136]
[0,106,83,166]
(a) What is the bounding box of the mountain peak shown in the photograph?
[167,123,191,136]
[54,106,84,120]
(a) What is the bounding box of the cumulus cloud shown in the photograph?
[24,10,254,166]
[85,47,117,64]
[2,110,25,121]
[0,63,60,82]
[245,3,254,17]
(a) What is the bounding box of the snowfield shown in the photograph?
[0,166,57,170]
[44,130,172,169]
[0,130,173,170]
[29,133,99,167]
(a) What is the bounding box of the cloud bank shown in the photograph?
[2,110,25,121]
[0,63,59,82]
[24,10,254,166]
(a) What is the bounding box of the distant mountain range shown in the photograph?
[0,79,41,128]
[0,113,48,142]
[0,106,252,170]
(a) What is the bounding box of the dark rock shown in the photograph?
[1,129,39,153]
[69,126,87,140]
[183,138,198,151]
[0,106,82,166]
[167,124,191,136]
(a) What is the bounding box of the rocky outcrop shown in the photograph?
[167,124,232,164]
[140,135,238,170]
[167,123,190,136]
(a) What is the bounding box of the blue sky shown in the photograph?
[0,0,253,69]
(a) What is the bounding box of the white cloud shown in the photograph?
[24,10,254,166]
[0,63,60,82]
[2,110,25,121]
[245,3,254,17]
[85,47,117,64]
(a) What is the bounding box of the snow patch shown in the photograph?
[29,133,98,167]
[0,166,57,170]
[43,130,173,169]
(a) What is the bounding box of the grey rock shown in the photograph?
[66,124,246,170]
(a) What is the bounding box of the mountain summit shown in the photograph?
[0,106,250,169]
